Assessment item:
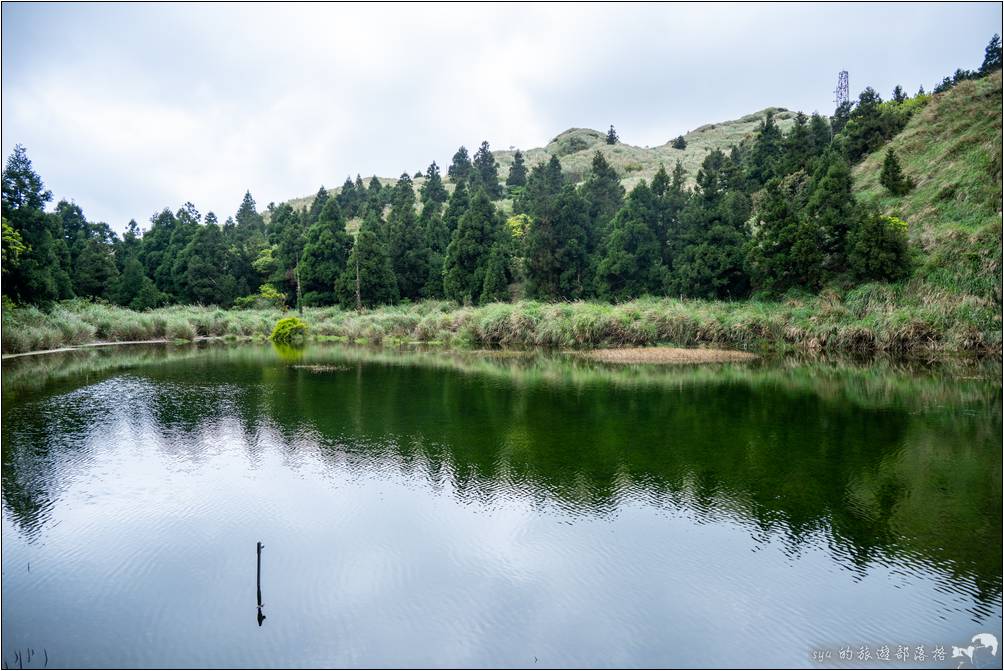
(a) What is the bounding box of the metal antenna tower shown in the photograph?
[834,70,849,107]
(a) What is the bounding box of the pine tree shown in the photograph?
[595,181,667,301]
[420,161,448,209]
[746,179,823,294]
[879,148,912,196]
[235,191,264,232]
[580,151,625,255]
[808,113,832,155]
[336,177,358,217]
[448,146,472,184]
[516,155,563,216]
[307,186,329,224]
[471,141,502,198]
[335,210,398,309]
[745,111,784,189]
[524,185,591,300]
[299,198,353,305]
[671,135,687,150]
[606,125,619,145]
[443,188,500,304]
[806,151,859,277]
[847,212,911,283]
[506,150,528,188]
[177,221,236,306]
[1,145,74,303]
[420,204,450,299]
[480,241,511,303]
[73,238,119,299]
[981,34,1002,75]
[387,173,430,300]
[442,180,469,235]
[831,100,853,136]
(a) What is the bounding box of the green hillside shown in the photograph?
[282,108,798,214]
[853,70,1002,301]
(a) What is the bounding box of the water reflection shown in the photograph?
[1,342,1001,666]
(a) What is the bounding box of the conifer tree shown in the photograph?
[506,150,528,188]
[443,188,499,304]
[442,180,469,234]
[580,151,625,255]
[524,184,591,300]
[420,161,448,209]
[307,186,329,224]
[606,125,619,144]
[595,181,667,301]
[299,198,353,305]
[480,241,511,303]
[420,204,450,299]
[235,191,265,231]
[805,151,858,278]
[891,85,907,103]
[336,177,358,217]
[387,173,430,300]
[847,212,911,283]
[1,145,73,303]
[746,179,823,294]
[448,146,472,184]
[981,34,1002,75]
[335,210,398,309]
[745,111,784,189]
[177,220,236,306]
[808,113,832,155]
[671,135,687,150]
[471,141,502,198]
[879,148,913,196]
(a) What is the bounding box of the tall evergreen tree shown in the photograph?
[595,181,667,301]
[981,34,1002,75]
[1,145,73,302]
[580,151,625,257]
[307,186,329,224]
[746,179,823,294]
[336,177,358,217]
[506,150,528,188]
[442,180,470,235]
[805,150,859,278]
[606,125,619,144]
[847,212,911,283]
[443,188,500,304]
[176,220,236,306]
[335,210,398,309]
[879,148,912,195]
[891,85,907,103]
[524,184,591,300]
[471,141,502,198]
[420,161,448,209]
[387,173,430,300]
[448,146,472,184]
[745,111,784,189]
[300,198,353,305]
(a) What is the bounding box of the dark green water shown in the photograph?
[1,343,1001,668]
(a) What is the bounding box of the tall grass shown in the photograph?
[3,280,999,357]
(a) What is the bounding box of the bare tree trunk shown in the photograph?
[295,264,303,317]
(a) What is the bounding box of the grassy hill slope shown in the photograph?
[852,70,1002,302]
[282,108,797,215]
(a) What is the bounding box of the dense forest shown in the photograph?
[2,36,1000,313]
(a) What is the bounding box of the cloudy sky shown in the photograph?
[2,2,999,231]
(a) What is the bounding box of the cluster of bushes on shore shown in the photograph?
[3,277,997,356]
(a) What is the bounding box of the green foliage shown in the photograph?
[524,185,591,300]
[420,161,448,208]
[506,150,528,188]
[595,181,667,301]
[847,214,911,283]
[879,148,913,195]
[448,146,472,184]
[2,216,28,272]
[981,34,1002,75]
[270,316,307,344]
[747,179,823,295]
[234,283,286,311]
[443,188,501,305]
[606,125,619,145]
[336,210,398,309]
[671,135,687,150]
[300,198,352,305]
[470,141,502,199]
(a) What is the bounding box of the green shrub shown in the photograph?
[270,316,307,344]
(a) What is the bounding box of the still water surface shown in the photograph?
[2,343,1001,668]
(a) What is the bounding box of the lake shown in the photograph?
[2,343,1001,668]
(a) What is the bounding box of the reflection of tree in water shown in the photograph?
[2,343,1000,610]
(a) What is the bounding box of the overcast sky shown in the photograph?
[2,2,999,231]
